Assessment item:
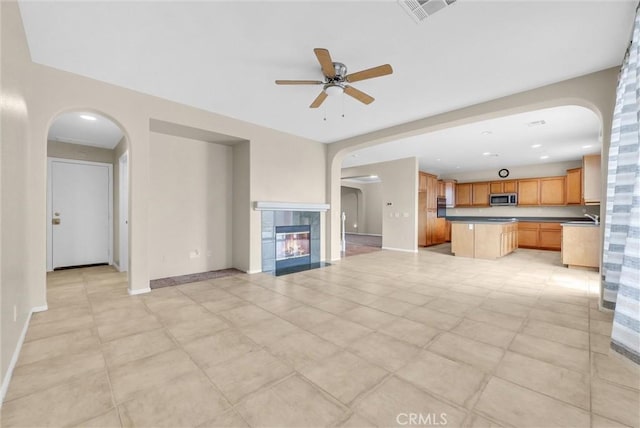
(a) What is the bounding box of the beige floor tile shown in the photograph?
[378,318,441,347]
[217,304,277,327]
[254,295,303,314]
[97,313,162,342]
[387,289,435,305]
[308,317,373,347]
[199,410,249,428]
[428,333,504,373]
[591,333,612,355]
[592,352,640,390]
[307,296,359,315]
[349,332,421,372]
[30,305,91,325]
[119,371,230,427]
[475,377,590,427]
[94,306,151,326]
[338,413,375,427]
[365,296,416,316]
[509,333,590,373]
[108,348,199,403]
[451,319,516,349]
[528,307,589,331]
[102,329,175,367]
[465,308,524,332]
[341,306,398,330]
[156,303,223,327]
[237,375,348,427]
[268,330,340,370]
[591,319,613,336]
[91,296,146,314]
[16,328,99,367]
[239,317,302,346]
[353,376,467,427]
[300,351,388,404]
[201,296,248,313]
[479,298,532,318]
[591,379,640,427]
[522,319,589,349]
[1,371,113,428]
[397,350,486,406]
[73,408,122,427]
[535,299,589,318]
[405,306,462,330]
[5,348,105,401]
[167,316,230,344]
[591,413,633,428]
[25,314,95,342]
[590,308,615,322]
[279,305,337,329]
[468,413,504,427]
[183,329,260,368]
[495,351,589,409]
[205,349,292,403]
[143,294,197,313]
[425,298,476,317]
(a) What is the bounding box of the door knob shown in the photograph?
[52,218,61,225]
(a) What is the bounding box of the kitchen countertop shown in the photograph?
[449,219,516,224]
[561,222,600,227]
[446,216,595,224]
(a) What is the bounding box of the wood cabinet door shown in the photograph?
[451,223,474,257]
[437,180,445,198]
[472,182,490,206]
[419,172,428,192]
[427,176,438,210]
[445,220,452,242]
[418,192,427,246]
[566,168,582,205]
[583,154,601,204]
[456,183,472,206]
[490,182,503,194]
[445,181,456,207]
[540,177,566,205]
[517,179,540,205]
[434,218,446,244]
[539,230,562,250]
[518,223,539,248]
[503,181,517,193]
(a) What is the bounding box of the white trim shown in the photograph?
[246,269,262,274]
[32,305,48,313]
[118,151,129,273]
[47,157,114,271]
[128,287,151,296]
[254,201,330,212]
[381,247,419,253]
[112,262,121,271]
[1,308,34,405]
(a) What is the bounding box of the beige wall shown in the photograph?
[148,133,232,280]
[47,140,115,164]
[232,141,251,272]
[342,158,418,252]
[341,186,363,234]
[341,183,383,235]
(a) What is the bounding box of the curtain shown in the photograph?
[601,6,640,365]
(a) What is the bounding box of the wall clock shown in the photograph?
[498,168,509,178]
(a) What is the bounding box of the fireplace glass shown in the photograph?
[275,225,311,270]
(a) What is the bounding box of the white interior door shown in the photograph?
[119,152,129,272]
[49,159,112,269]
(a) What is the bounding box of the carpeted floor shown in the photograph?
[150,268,244,289]
[343,233,382,258]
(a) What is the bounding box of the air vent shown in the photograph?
[398,0,456,23]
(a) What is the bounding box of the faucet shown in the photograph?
[584,213,599,224]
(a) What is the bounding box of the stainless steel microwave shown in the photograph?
[490,193,517,206]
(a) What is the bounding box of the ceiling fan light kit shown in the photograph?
[275,48,393,108]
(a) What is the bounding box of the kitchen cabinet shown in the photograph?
[583,154,601,204]
[443,180,456,207]
[418,192,428,247]
[419,172,428,192]
[472,182,490,206]
[518,222,561,250]
[562,224,600,268]
[517,179,540,206]
[539,177,566,205]
[426,174,438,210]
[456,183,472,207]
[566,167,582,205]
[418,172,444,246]
[444,220,452,242]
[437,180,445,198]
[452,221,517,259]
[490,180,517,194]
[434,218,447,244]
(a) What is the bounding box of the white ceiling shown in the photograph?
[19,0,635,145]
[341,105,601,174]
[48,111,124,149]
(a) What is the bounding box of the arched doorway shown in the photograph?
[46,110,130,286]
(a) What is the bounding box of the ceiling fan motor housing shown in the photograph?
[331,62,347,81]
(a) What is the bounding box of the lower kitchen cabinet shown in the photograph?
[518,222,561,251]
[452,222,517,259]
[562,224,600,268]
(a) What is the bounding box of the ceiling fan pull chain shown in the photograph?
[342,93,345,118]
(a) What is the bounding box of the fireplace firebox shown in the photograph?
[275,225,311,270]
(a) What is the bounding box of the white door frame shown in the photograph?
[47,157,114,271]
[118,151,129,272]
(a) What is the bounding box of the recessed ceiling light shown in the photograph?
[436,158,441,162]
[528,120,546,127]
[482,152,491,156]
[369,175,378,179]
[531,144,542,148]
[351,154,359,158]
[540,155,549,160]
[582,145,592,149]
[80,114,97,121]
[456,166,460,169]
[481,131,492,135]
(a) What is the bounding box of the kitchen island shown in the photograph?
[561,222,600,269]
[451,220,518,260]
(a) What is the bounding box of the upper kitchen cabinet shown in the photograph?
[583,154,601,204]
[539,176,566,205]
[490,180,517,194]
[456,183,472,207]
[442,180,456,207]
[517,179,540,205]
[419,172,428,192]
[566,167,582,205]
[472,182,490,206]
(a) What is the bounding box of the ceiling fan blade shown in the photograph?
[314,48,335,78]
[345,64,393,83]
[275,80,324,85]
[309,91,328,108]
[344,85,375,105]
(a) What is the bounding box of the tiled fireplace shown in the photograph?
[256,202,329,275]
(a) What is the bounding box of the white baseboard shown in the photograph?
[32,305,48,313]
[113,262,121,272]
[128,287,151,296]
[246,269,262,274]
[1,307,37,405]
[381,247,419,253]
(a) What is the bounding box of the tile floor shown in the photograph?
[2,248,640,427]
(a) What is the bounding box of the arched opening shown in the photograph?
[46,110,131,294]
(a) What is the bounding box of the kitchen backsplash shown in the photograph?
[446,205,600,218]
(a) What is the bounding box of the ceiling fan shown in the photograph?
[275,48,393,108]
